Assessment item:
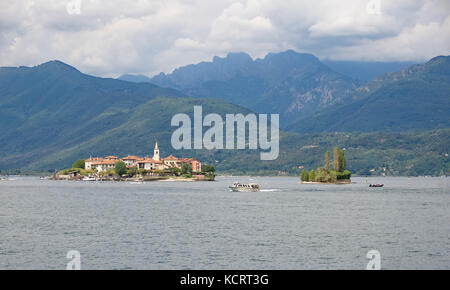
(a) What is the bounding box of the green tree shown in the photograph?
[309,169,316,182]
[336,170,351,180]
[169,167,181,176]
[328,170,337,182]
[72,159,85,169]
[338,149,346,172]
[333,147,339,171]
[181,163,192,175]
[315,168,326,182]
[202,164,216,180]
[325,151,330,171]
[126,166,138,176]
[114,161,127,177]
[202,165,216,173]
[300,169,309,182]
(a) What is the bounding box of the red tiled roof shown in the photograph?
[92,160,117,165]
[179,158,195,162]
[179,158,200,164]
[122,155,141,160]
[86,157,104,162]
[105,156,118,159]
[138,158,162,164]
[164,155,178,160]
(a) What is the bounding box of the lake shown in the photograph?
[0,176,448,269]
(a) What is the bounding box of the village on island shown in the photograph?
[51,142,352,186]
[53,142,215,182]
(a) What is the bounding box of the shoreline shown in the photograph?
[299,180,352,184]
[49,175,215,182]
[3,174,448,179]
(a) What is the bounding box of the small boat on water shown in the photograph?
[82,176,97,181]
[369,184,384,187]
[130,178,144,184]
[229,182,260,192]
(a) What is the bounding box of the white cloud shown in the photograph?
[0,0,448,77]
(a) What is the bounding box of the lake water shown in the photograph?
[0,176,449,270]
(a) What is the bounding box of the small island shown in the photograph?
[52,142,215,182]
[300,147,351,184]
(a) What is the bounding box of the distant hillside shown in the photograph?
[149,50,360,127]
[0,61,260,171]
[118,74,152,83]
[0,60,187,169]
[287,56,450,133]
[322,60,417,82]
[120,58,416,85]
[0,60,448,176]
[221,129,449,177]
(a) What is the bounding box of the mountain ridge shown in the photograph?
[287,55,450,133]
[1,59,448,175]
[147,50,360,127]
[118,51,422,129]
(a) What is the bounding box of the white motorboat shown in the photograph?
[229,182,260,192]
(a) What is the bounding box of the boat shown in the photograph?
[229,182,260,192]
[82,176,97,181]
[369,184,384,187]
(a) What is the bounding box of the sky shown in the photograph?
[1,0,449,77]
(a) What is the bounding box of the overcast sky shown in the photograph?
[1,0,449,77]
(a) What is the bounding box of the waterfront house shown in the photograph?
[92,159,116,172]
[163,155,179,168]
[137,157,162,171]
[179,158,202,173]
[85,157,104,170]
[122,155,141,167]
[162,156,202,172]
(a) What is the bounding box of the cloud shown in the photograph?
[0,0,449,77]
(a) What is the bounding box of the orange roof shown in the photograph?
[138,158,162,164]
[86,157,104,162]
[179,158,200,163]
[92,160,117,165]
[179,158,194,162]
[164,155,178,161]
[105,156,118,159]
[122,155,141,160]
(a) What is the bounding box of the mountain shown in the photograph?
[287,56,450,133]
[322,60,418,82]
[119,58,416,85]
[0,60,233,169]
[151,52,254,88]
[0,60,448,176]
[118,74,152,83]
[149,50,360,127]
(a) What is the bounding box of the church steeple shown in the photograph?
[153,141,160,161]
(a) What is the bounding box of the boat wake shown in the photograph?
[260,189,282,192]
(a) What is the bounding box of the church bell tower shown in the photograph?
[153,141,160,161]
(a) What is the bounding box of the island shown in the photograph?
[52,142,215,182]
[300,147,351,184]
